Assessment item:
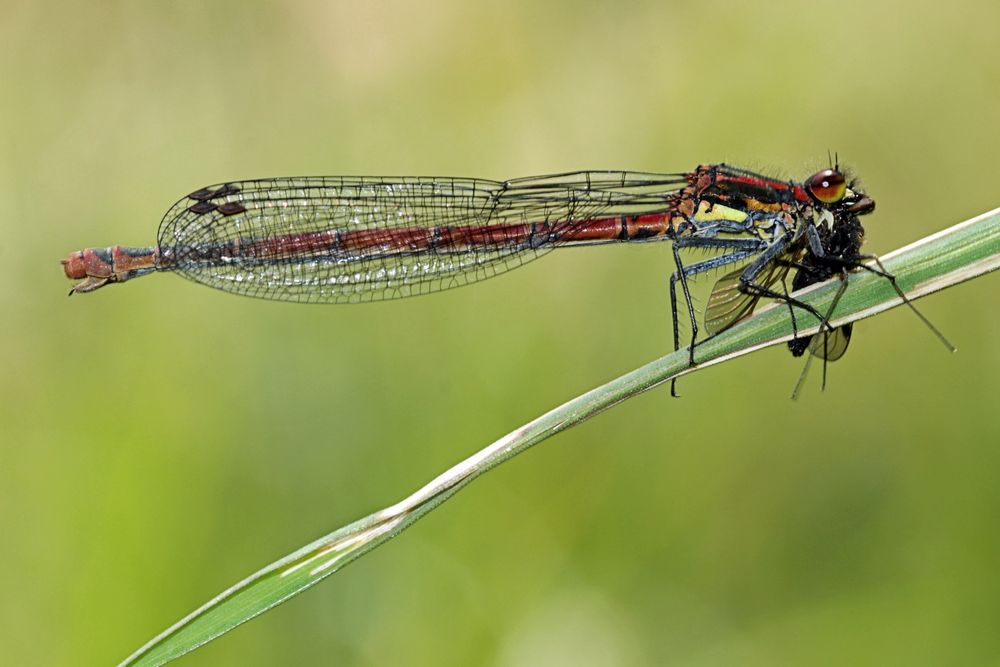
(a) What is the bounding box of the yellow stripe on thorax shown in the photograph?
[691,200,749,224]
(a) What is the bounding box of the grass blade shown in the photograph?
[121,206,1000,666]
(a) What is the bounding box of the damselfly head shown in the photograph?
[806,169,847,204]
[804,168,875,218]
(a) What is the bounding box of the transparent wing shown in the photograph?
[807,324,852,361]
[156,172,688,303]
[704,259,790,335]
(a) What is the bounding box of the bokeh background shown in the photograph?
[3,1,1000,664]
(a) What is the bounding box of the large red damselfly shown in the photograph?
[65,164,918,388]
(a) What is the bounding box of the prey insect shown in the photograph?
[781,187,954,397]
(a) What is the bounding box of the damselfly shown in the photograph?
[61,164,885,381]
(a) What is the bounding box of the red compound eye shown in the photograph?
[806,169,847,204]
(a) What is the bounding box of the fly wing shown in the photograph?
[807,323,852,361]
[156,172,688,304]
[704,259,790,335]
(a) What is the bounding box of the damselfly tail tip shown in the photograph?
[62,250,86,280]
[65,275,112,294]
[61,245,158,294]
[66,278,100,296]
[62,251,89,295]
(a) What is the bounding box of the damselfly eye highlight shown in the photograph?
[806,169,847,204]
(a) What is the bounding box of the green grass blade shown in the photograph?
[120,206,1000,666]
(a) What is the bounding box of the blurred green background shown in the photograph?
[3,1,1000,664]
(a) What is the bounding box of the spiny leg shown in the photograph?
[850,254,955,352]
[740,277,834,336]
[800,232,953,354]
[777,260,803,341]
[672,242,700,369]
[672,237,766,363]
[736,232,838,337]
[668,239,764,396]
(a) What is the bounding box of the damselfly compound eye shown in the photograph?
[806,169,847,204]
